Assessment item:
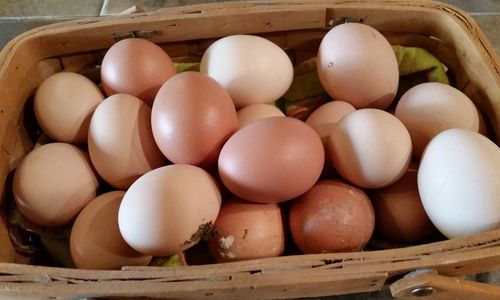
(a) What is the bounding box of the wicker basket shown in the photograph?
[0,1,499,299]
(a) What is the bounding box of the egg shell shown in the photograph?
[395,82,480,159]
[88,94,165,190]
[34,72,104,144]
[70,191,152,269]
[13,143,99,227]
[289,180,375,253]
[118,164,222,256]
[328,109,412,188]
[418,129,500,239]
[200,35,294,108]
[237,103,285,129]
[305,100,356,143]
[152,71,237,167]
[207,198,285,262]
[317,23,399,109]
[370,165,435,243]
[100,38,176,105]
[218,117,324,203]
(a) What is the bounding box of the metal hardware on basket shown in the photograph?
[409,286,436,297]
[328,17,364,27]
[113,30,155,41]
[403,269,437,297]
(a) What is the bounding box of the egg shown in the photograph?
[395,82,480,158]
[237,103,285,129]
[13,143,99,227]
[200,35,294,108]
[88,94,165,189]
[370,165,435,243]
[328,109,412,188]
[305,100,356,142]
[418,129,500,239]
[289,180,375,253]
[317,23,399,109]
[70,191,152,269]
[151,71,237,167]
[34,72,104,144]
[100,38,177,105]
[218,117,324,203]
[207,198,285,262]
[118,164,221,256]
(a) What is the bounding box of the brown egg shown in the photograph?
[13,143,99,227]
[207,198,285,262]
[370,165,435,243]
[101,38,176,105]
[118,164,221,256]
[317,23,399,109]
[70,191,152,269]
[88,94,165,189]
[218,117,324,203]
[289,180,375,253]
[328,109,412,188]
[305,100,355,142]
[34,72,104,144]
[237,103,285,129]
[151,71,237,167]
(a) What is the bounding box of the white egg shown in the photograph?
[418,129,500,239]
[200,35,293,109]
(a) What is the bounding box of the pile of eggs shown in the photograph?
[12,23,500,270]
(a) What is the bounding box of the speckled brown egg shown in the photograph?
[70,191,152,269]
[289,180,375,254]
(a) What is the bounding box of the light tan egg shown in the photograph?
[237,103,285,129]
[13,143,99,227]
[317,23,399,109]
[88,94,165,189]
[328,109,412,188]
[305,100,356,142]
[34,72,104,144]
[395,82,479,159]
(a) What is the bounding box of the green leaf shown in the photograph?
[392,45,449,85]
[148,254,182,267]
[175,63,200,73]
[282,57,327,103]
